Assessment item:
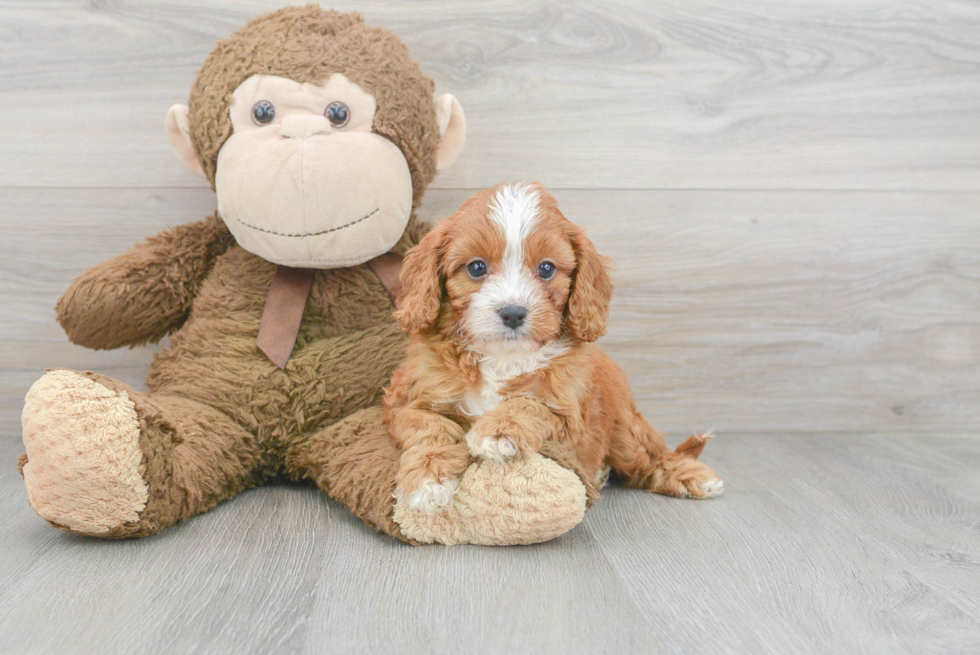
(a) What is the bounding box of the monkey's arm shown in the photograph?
[57,215,233,350]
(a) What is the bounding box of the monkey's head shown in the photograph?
[165,6,466,268]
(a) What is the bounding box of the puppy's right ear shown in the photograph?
[394,221,450,334]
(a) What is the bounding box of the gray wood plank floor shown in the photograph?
[2,431,979,654]
[2,1,979,653]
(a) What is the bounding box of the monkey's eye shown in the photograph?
[466,259,488,280]
[251,100,276,125]
[325,101,350,128]
[537,261,557,280]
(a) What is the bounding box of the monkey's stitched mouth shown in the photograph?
[230,207,380,238]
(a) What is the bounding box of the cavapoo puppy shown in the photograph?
[384,182,723,513]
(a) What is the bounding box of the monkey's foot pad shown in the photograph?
[21,369,148,535]
[393,453,587,545]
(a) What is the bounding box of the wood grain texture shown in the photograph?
[1,0,978,189]
[2,187,977,435]
[2,1,980,653]
[2,432,979,654]
[587,433,980,654]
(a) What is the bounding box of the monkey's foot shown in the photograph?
[392,453,587,545]
[21,369,148,535]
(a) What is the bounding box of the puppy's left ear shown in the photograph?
[566,224,613,342]
[394,221,450,334]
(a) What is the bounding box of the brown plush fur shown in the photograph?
[56,215,234,350]
[21,7,593,544]
[21,7,445,542]
[287,407,416,542]
[188,5,439,207]
[47,214,422,538]
[384,185,722,502]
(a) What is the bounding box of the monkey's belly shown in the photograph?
[146,319,406,450]
[144,249,406,448]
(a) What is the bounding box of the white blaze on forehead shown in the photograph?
[462,182,545,347]
[488,183,541,271]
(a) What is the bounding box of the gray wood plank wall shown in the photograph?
[1,0,977,435]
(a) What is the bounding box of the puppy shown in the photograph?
[384,182,723,513]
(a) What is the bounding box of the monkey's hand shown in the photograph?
[56,215,232,350]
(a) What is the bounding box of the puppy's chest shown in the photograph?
[459,344,568,417]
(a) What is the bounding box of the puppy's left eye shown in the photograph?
[537,261,557,280]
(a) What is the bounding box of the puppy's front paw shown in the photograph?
[398,478,460,515]
[395,443,469,514]
[465,427,519,462]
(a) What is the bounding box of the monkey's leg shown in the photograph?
[20,369,264,537]
[285,406,593,546]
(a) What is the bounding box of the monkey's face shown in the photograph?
[213,73,414,268]
[166,8,467,269]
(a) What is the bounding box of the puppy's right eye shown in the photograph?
[466,260,488,279]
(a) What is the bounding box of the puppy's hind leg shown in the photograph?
[615,414,724,500]
[650,433,724,499]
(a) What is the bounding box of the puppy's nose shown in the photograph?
[498,305,527,330]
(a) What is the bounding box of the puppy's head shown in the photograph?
[395,182,612,349]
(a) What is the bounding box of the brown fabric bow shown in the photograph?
[256,252,403,369]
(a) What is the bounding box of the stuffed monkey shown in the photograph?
[18,6,594,545]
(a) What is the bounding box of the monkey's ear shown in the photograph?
[165,104,207,179]
[434,94,466,172]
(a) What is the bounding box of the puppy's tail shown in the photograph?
[672,432,713,460]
